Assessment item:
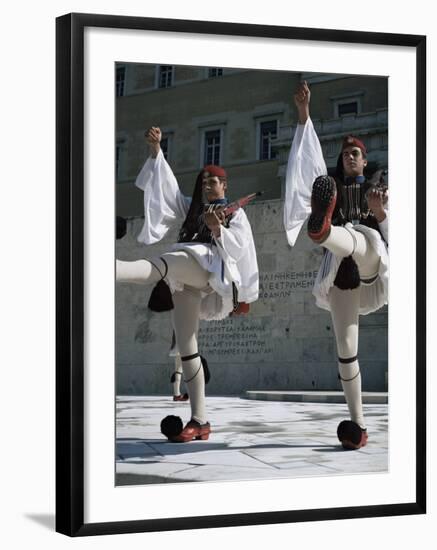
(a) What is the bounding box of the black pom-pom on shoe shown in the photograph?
[160,415,183,439]
[337,420,368,450]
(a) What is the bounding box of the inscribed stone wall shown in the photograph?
[116,199,388,395]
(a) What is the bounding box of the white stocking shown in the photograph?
[323,225,380,279]
[172,287,206,424]
[116,251,209,287]
[338,359,365,430]
[116,258,166,285]
[329,285,366,429]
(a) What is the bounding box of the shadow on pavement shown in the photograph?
[117,439,337,458]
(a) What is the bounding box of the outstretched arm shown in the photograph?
[284,80,326,246]
[294,80,311,124]
[135,127,189,244]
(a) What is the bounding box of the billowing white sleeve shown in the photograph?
[284,118,327,246]
[214,209,250,264]
[135,150,190,244]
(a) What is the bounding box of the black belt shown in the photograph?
[360,274,378,285]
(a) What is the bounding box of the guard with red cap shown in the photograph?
[116,127,259,443]
[285,82,388,450]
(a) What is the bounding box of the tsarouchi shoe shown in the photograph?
[173,393,189,402]
[337,420,368,450]
[307,175,337,243]
[169,420,211,443]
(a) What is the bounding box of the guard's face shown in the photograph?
[342,146,367,177]
[202,171,227,201]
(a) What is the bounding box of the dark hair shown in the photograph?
[335,152,345,181]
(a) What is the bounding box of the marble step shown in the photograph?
[244,390,388,404]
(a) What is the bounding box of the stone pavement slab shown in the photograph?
[116,396,388,486]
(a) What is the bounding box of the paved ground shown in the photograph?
[116,395,388,486]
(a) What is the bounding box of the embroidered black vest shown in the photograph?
[332,170,387,234]
[177,198,232,244]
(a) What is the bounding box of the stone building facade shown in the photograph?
[115,64,388,396]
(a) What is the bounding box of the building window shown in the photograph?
[158,65,174,88]
[338,101,358,116]
[116,66,126,97]
[259,120,278,160]
[332,94,363,118]
[325,140,338,158]
[204,129,221,165]
[208,68,223,78]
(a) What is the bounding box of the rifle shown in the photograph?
[204,191,263,216]
[222,191,263,215]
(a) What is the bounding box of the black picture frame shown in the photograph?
[56,12,426,537]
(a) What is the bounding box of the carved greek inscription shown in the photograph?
[198,318,274,356]
[259,270,318,298]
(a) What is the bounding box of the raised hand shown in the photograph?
[145,126,162,157]
[294,81,311,124]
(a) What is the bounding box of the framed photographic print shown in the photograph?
[56,12,426,536]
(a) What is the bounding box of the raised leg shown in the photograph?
[116,251,209,288]
[323,226,380,279]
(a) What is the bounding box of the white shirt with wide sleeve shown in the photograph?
[283,118,327,246]
[135,151,259,320]
[284,118,389,315]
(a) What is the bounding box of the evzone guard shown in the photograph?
[116,127,259,443]
[284,82,388,450]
